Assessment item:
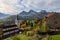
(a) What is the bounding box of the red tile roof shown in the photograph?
[45,14,54,17]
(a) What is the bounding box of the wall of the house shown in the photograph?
[47,14,60,29]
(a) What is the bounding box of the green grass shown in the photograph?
[49,35,60,40]
[6,33,60,40]
[7,33,39,40]
[7,34,29,40]
[18,34,29,40]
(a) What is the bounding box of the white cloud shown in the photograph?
[21,0,60,12]
[0,0,60,15]
[0,0,22,15]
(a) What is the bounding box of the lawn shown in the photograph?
[49,35,60,40]
[6,33,37,40]
[7,34,29,40]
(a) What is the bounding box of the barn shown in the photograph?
[42,12,60,32]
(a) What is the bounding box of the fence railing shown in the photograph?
[0,25,20,40]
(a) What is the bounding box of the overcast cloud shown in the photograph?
[0,0,60,15]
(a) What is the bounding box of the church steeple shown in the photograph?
[15,15,20,27]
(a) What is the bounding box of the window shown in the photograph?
[45,16,48,19]
[54,17,55,20]
[54,21,58,24]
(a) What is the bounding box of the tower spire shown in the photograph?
[15,15,20,27]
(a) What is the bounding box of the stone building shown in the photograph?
[42,12,60,31]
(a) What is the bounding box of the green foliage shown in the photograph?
[5,19,60,40]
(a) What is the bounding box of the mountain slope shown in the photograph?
[38,10,48,19]
[0,13,10,19]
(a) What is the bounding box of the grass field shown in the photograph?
[49,35,60,40]
[7,33,39,40]
[7,34,60,40]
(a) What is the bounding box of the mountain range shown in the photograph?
[0,10,48,25]
[18,10,48,20]
[0,10,48,23]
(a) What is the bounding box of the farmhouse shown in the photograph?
[42,12,60,31]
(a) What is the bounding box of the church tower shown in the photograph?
[15,15,20,28]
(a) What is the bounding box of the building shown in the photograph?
[42,12,60,31]
[15,15,20,28]
[0,28,2,39]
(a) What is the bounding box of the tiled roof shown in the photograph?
[45,14,54,17]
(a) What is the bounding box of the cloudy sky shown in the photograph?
[0,0,60,15]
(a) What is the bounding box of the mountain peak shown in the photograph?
[29,10,35,12]
[40,10,47,13]
[22,11,26,13]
